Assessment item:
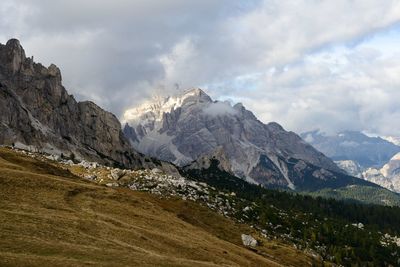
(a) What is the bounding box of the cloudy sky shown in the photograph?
[1,0,400,136]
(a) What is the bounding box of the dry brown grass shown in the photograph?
[0,148,317,266]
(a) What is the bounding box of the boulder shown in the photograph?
[151,168,163,174]
[84,174,97,181]
[241,234,258,248]
[111,168,125,180]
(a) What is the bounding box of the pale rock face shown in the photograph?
[362,153,400,193]
[0,39,165,170]
[123,88,369,190]
[335,154,400,193]
[335,160,363,178]
[110,168,125,180]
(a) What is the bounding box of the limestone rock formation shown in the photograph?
[0,39,159,169]
[123,88,371,190]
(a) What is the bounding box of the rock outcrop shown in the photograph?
[0,39,159,169]
[241,234,258,248]
[362,153,400,193]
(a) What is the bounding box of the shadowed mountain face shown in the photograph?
[0,39,159,169]
[300,131,400,193]
[123,88,373,190]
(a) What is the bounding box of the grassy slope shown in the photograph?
[0,148,316,267]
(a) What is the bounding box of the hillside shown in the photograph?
[0,147,318,267]
[2,146,400,265]
[181,159,400,266]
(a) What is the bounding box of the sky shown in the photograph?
[1,0,400,136]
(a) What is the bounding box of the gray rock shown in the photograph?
[0,39,175,172]
[105,182,119,187]
[335,160,363,178]
[110,168,125,180]
[151,168,163,174]
[241,234,258,247]
[46,154,61,162]
[84,174,97,181]
[79,160,99,169]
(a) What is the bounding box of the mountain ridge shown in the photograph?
[123,88,377,190]
[301,130,400,168]
[0,39,164,170]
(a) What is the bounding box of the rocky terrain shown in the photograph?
[123,88,372,190]
[0,39,163,170]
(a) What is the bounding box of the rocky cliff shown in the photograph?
[0,39,158,169]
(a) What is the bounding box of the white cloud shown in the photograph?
[229,45,400,136]
[1,0,400,136]
[203,101,237,117]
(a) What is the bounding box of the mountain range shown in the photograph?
[301,130,400,192]
[301,130,400,168]
[122,88,374,190]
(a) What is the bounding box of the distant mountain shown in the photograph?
[123,88,374,190]
[301,130,400,192]
[360,153,400,193]
[382,136,400,146]
[0,39,162,169]
[335,153,400,193]
[301,130,400,168]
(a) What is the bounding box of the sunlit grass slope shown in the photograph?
[0,148,317,267]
